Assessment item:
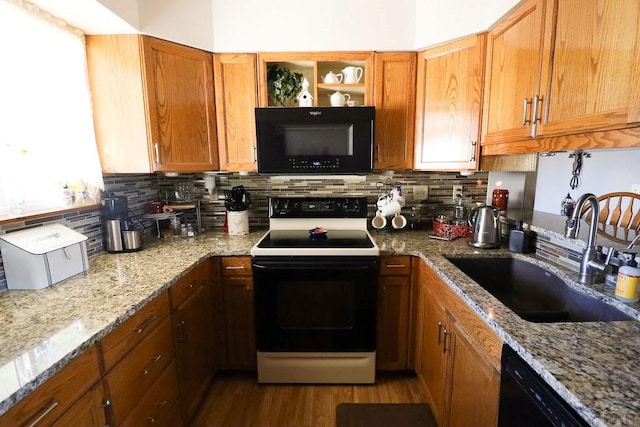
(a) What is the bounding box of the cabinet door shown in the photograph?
[482,0,546,146]
[173,285,214,422]
[414,34,485,171]
[376,275,411,370]
[419,284,449,426]
[214,54,259,172]
[447,318,500,427]
[374,52,416,170]
[222,276,256,369]
[52,383,107,427]
[142,37,219,172]
[538,0,640,137]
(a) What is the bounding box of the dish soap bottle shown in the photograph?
[615,255,640,303]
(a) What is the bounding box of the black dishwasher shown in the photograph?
[498,345,588,427]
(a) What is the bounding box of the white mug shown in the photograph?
[378,199,401,217]
[391,213,407,229]
[371,212,387,229]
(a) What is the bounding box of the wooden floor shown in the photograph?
[191,371,427,427]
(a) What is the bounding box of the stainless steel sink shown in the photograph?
[446,257,634,323]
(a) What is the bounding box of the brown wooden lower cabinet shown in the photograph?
[51,382,108,427]
[170,260,216,423]
[0,346,102,427]
[221,257,256,370]
[377,256,412,370]
[416,259,502,427]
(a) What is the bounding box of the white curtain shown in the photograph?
[0,0,104,217]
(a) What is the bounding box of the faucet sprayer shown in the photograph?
[565,193,614,285]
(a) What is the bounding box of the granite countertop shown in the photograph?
[1,226,640,426]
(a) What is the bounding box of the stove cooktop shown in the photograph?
[250,229,379,257]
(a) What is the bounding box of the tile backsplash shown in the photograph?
[0,171,488,292]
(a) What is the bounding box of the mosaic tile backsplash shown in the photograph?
[0,170,491,291]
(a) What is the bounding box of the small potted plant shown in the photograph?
[267,65,304,107]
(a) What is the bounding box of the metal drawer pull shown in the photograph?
[154,143,160,164]
[146,400,168,424]
[28,401,59,427]
[188,280,197,288]
[385,264,406,268]
[225,266,246,270]
[437,322,444,345]
[134,315,158,334]
[141,354,163,375]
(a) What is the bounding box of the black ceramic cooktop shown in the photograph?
[256,230,374,249]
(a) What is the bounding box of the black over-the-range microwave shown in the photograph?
[254,106,375,174]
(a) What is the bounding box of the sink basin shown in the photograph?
[446,257,634,323]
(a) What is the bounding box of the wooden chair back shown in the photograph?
[580,192,640,245]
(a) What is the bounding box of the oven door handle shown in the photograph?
[252,263,375,271]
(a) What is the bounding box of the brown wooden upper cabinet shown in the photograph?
[373,52,416,170]
[257,52,374,108]
[482,0,640,155]
[87,35,219,173]
[214,53,259,172]
[414,34,485,171]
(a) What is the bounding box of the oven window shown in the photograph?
[277,280,355,330]
[283,124,354,156]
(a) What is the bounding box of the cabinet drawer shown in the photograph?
[104,316,175,426]
[221,257,252,276]
[100,292,170,371]
[0,346,101,427]
[119,360,181,427]
[380,256,412,276]
[170,261,209,310]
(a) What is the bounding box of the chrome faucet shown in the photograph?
[565,193,613,285]
[627,234,640,250]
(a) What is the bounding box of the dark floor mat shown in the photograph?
[336,403,437,427]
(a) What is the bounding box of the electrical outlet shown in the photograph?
[452,185,463,201]
[632,184,640,195]
[413,185,429,201]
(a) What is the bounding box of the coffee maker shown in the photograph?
[102,194,143,253]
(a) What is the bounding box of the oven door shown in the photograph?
[252,256,379,353]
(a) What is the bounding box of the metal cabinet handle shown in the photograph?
[437,322,444,345]
[176,320,186,342]
[522,98,532,126]
[154,143,160,164]
[225,266,246,270]
[28,401,59,427]
[251,146,257,163]
[376,145,380,162]
[385,264,406,268]
[141,354,162,375]
[442,329,450,354]
[146,400,168,424]
[102,399,113,426]
[531,94,543,138]
[469,140,477,162]
[134,315,158,334]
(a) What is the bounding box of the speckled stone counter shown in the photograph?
[1,228,640,426]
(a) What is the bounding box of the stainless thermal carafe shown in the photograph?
[104,219,124,252]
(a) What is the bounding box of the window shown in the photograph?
[0,0,103,219]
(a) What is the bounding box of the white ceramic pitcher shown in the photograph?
[329,91,350,106]
[342,66,363,83]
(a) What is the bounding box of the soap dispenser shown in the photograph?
[509,220,532,253]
